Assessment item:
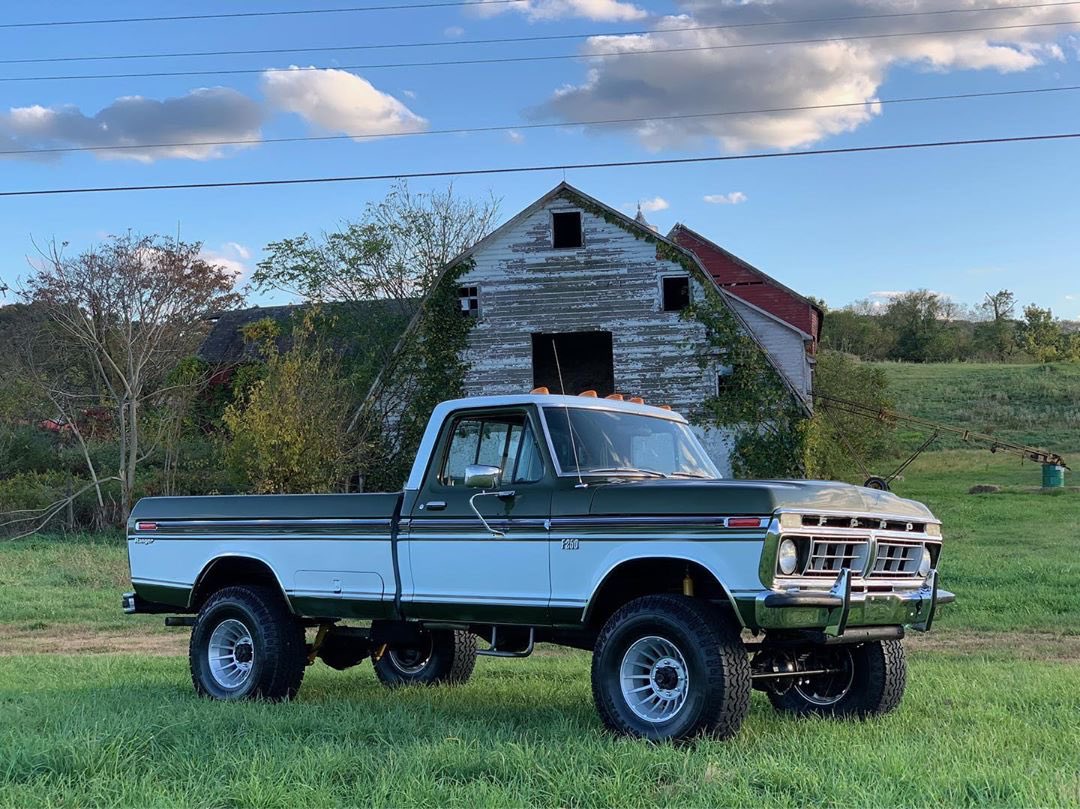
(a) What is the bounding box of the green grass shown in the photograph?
[875,361,1080,454]
[1,652,1077,808]
[886,449,1080,635]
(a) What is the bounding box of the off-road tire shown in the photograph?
[373,629,477,687]
[189,585,306,701]
[768,639,907,718]
[591,594,751,741]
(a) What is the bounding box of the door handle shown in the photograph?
[422,500,446,511]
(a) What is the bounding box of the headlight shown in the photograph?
[917,545,933,577]
[925,523,941,538]
[778,538,799,575]
[778,513,802,530]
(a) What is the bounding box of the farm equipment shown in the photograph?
[814,393,1069,491]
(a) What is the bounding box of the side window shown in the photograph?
[439,414,546,487]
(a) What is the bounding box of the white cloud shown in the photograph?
[470,0,646,22]
[536,0,1077,151]
[444,25,465,37]
[201,242,255,282]
[0,87,263,163]
[507,129,526,143]
[402,89,418,100]
[639,196,669,212]
[703,191,747,205]
[262,67,426,138]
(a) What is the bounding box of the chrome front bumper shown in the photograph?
[750,569,955,636]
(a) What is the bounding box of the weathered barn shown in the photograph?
[381,182,815,476]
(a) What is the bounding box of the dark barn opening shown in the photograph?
[552,211,583,249]
[531,331,615,397]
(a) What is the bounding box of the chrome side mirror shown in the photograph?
[464,464,501,489]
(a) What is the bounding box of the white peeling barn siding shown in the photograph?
[456,194,740,473]
[726,297,813,399]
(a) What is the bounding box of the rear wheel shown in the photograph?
[189,585,306,701]
[373,628,476,687]
[767,640,907,717]
[591,595,750,741]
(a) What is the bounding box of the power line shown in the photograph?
[0,0,527,30]
[4,84,1078,158]
[5,0,1077,65]
[2,132,1076,198]
[5,19,1077,83]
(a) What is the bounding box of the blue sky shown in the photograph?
[1,0,1078,317]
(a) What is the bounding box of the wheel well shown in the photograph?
[190,556,288,611]
[585,558,739,630]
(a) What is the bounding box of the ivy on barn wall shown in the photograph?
[564,188,811,478]
[358,259,477,490]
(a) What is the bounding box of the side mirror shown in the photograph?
[464,464,502,489]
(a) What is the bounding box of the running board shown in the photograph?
[476,627,535,658]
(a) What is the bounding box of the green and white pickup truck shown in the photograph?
[124,393,952,741]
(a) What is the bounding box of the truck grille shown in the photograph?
[870,542,922,577]
[803,538,869,577]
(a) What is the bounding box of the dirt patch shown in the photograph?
[0,624,188,656]
[907,630,1080,662]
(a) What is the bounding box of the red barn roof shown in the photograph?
[669,224,823,347]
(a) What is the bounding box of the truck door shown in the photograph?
[403,407,552,625]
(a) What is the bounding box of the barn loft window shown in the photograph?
[458,286,480,317]
[662,275,690,312]
[716,365,734,395]
[552,211,583,249]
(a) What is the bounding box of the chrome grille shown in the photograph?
[803,538,869,577]
[871,542,922,577]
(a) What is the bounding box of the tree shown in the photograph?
[807,352,894,481]
[223,315,353,493]
[255,181,500,310]
[22,234,242,522]
[973,289,1017,360]
[253,182,500,486]
[880,290,952,362]
[1017,304,1064,362]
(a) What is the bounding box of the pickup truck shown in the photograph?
[124,392,952,741]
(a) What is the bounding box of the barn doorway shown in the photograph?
[531,331,615,397]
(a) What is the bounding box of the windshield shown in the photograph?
[543,406,720,479]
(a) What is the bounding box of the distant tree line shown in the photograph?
[820,289,1080,363]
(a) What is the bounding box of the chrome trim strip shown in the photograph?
[141,518,392,528]
[550,515,767,528]
[129,534,392,541]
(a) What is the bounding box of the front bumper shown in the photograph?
[742,569,955,636]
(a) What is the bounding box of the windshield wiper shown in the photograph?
[668,472,716,479]
[584,467,668,478]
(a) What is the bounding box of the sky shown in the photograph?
[0,0,1078,316]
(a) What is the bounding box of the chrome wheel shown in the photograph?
[388,635,434,675]
[208,618,255,690]
[793,648,855,706]
[619,635,690,723]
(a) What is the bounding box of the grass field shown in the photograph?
[876,361,1080,454]
[2,364,1079,807]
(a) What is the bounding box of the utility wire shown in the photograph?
[5,0,1078,65]
[1,132,1076,198]
[0,0,528,30]
[3,84,1078,158]
[5,19,1077,83]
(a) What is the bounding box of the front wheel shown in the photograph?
[591,595,750,741]
[189,585,306,701]
[767,640,907,718]
[373,629,477,687]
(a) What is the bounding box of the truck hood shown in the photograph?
[588,479,936,521]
